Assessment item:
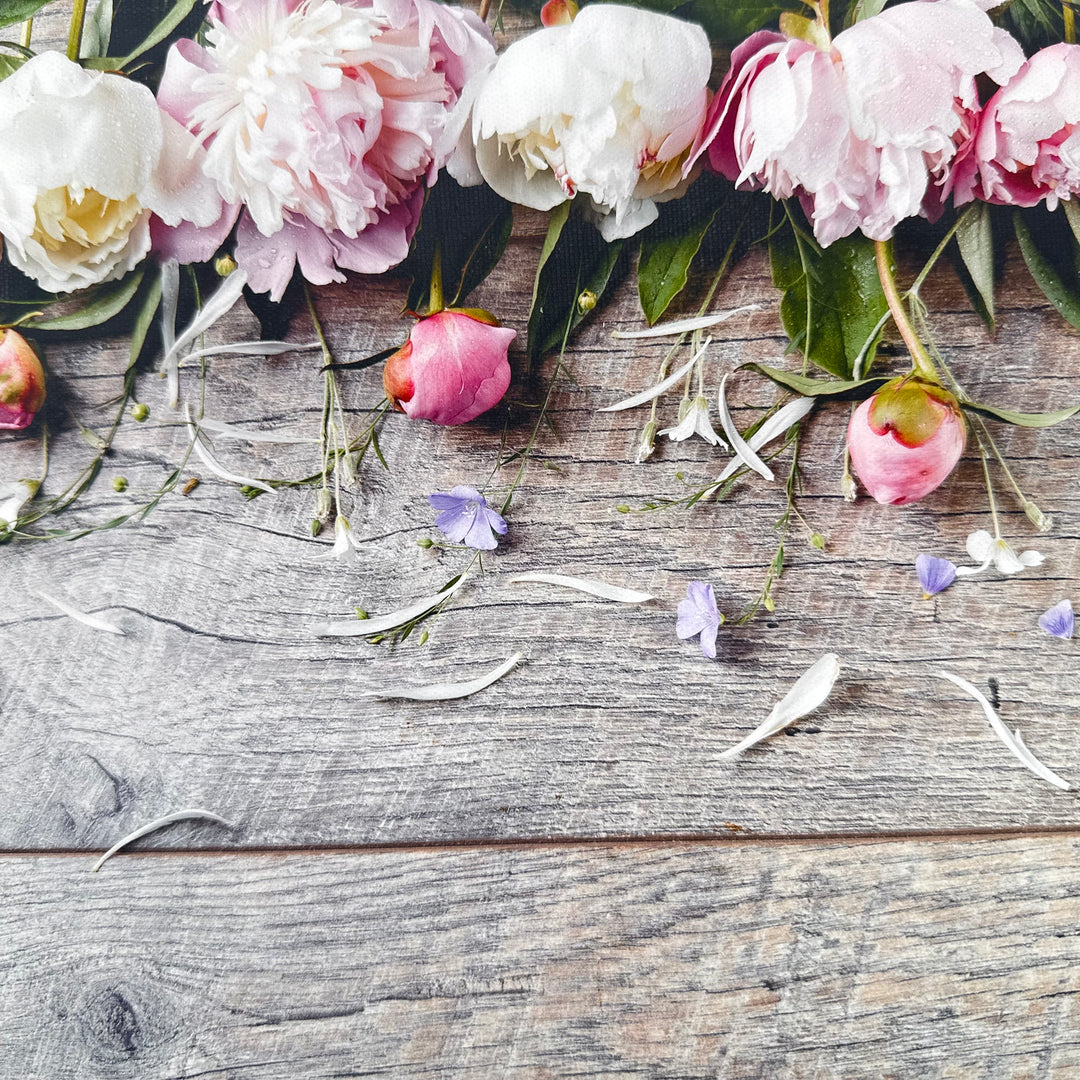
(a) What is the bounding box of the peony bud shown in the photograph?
[383,308,515,427]
[0,329,45,430]
[847,378,966,506]
[540,0,577,25]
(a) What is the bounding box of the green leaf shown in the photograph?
[678,0,786,45]
[26,269,144,331]
[0,0,50,31]
[954,203,996,333]
[638,203,719,326]
[83,0,203,70]
[960,400,1080,428]
[741,362,889,399]
[0,42,29,78]
[401,174,514,313]
[769,206,889,379]
[527,207,625,368]
[81,0,114,60]
[1000,0,1065,53]
[127,273,162,369]
[1013,206,1080,331]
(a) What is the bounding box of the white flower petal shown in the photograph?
[966,529,995,562]
[161,259,180,407]
[196,416,318,444]
[363,653,522,701]
[185,407,276,495]
[611,304,762,339]
[163,270,249,380]
[658,395,725,446]
[0,479,38,528]
[713,396,815,485]
[719,653,840,759]
[936,671,1070,791]
[177,340,322,367]
[34,589,125,636]
[993,540,1027,575]
[507,572,654,603]
[92,810,237,872]
[716,373,774,482]
[599,340,710,413]
[1018,550,1046,568]
[312,576,470,638]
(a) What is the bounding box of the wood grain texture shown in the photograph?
[5,837,1080,1079]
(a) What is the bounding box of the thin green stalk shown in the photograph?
[66,0,88,59]
[907,213,965,299]
[874,239,939,381]
[21,17,32,48]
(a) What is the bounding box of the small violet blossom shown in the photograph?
[429,486,508,551]
[659,395,726,447]
[955,529,1045,577]
[1039,599,1074,640]
[916,554,957,598]
[676,580,722,659]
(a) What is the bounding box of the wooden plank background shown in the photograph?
[4,6,1080,1075]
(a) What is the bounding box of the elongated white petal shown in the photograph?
[364,653,523,701]
[197,416,318,444]
[312,576,469,637]
[507,572,654,603]
[714,396,815,485]
[185,407,277,494]
[92,809,237,872]
[163,269,249,378]
[717,373,774,481]
[600,340,710,413]
[34,589,125,636]
[937,671,1070,791]
[161,259,180,407]
[178,339,322,367]
[611,304,762,339]
[719,654,840,759]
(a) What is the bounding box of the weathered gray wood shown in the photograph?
[5,230,1080,847]
[5,837,1080,1078]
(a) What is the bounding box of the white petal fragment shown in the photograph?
[34,589,125,636]
[163,269,249,384]
[177,340,322,367]
[717,373,774,482]
[92,810,237,873]
[719,654,841,760]
[936,671,1071,791]
[713,396,815,485]
[507,572,654,603]
[611,304,762,339]
[161,259,180,407]
[196,416,318,444]
[312,576,469,638]
[185,407,277,495]
[600,340,710,413]
[364,652,523,701]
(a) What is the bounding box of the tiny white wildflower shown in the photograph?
[955,529,1044,577]
[317,516,361,564]
[0,479,38,532]
[659,394,726,447]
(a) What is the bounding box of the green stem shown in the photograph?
[428,245,445,315]
[907,213,965,299]
[1065,2,1075,43]
[977,438,1002,539]
[874,240,939,382]
[21,17,32,48]
[66,0,88,60]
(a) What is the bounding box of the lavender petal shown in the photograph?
[915,554,957,596]
[1039,599,1075,640]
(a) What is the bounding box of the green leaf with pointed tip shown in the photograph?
[955,203,996,333]
[83,0,203,71]
[0,0,50,31]
[127,273,162,369]
[769,206,889,379]
[677,0,786,45]
[741,362,889,399]
[960,400,1080,428]
[26,269,144,331]
[1014,206,1080,331]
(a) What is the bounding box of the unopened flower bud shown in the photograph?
[417,537,434,548]
[540,0,578,25]
[635,419,657,464]
[1023,500,1053,533]
[0,329,45,430]
[112,476,128,493]
[576,288,597,314]
[847,377,965,506]
[383,308,515,426]
[315,488,333,521]
[130,402,150,422]
[215,254,238,277]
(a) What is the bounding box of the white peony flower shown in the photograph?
[471,3,711,240]
[0,52,220,294]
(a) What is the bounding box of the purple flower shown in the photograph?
[915,554,957,597]
[429,486,508,551]
[1038,599,1074,640]
[676,581,722,659]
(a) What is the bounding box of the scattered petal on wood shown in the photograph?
[363,653,523,701]
[610,304,762,339]
[34,589,125,636]
[161,260,180,407]
[937,671,1071,791]
[507,572,654,603]
[719,654,841,760]
[178,340,322,367]
[312,576,470,637]
[716,373,774,482]
[600,340,710,413]
[713,396,815,486]
[185,407,277,494]
[197,416,319,444]
[92,810,238,873]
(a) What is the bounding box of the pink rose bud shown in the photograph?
[383,308,515,426]
[0,329,45,430]
[847,378,966,506]
[540,0,577,26]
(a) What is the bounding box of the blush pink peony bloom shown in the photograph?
[847,378,966,506]
[953,44,1080,208]
[383,308,515,425]
[0,330,46,431]
[693,0,1023,245]
[154,0,496,299]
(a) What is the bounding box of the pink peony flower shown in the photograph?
[953,44,1080,208]
[383,308,515,425]
[0,330,46,431]
[154,0,496,299]
[693,0,1023,245]
[847,378,966,506]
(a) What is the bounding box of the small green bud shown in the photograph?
[215,254,238,277]
[315,488,333,520]
[130,402,150,422]
[311,518,323,537]
[1024,500,1053,533]
[840,472,857,503]
[417,537,434,548]
[576,289,597,314]
[111,476,128,493]
[355,607,369,620]
[763,595,776,613]
[418,630,429,646]
[616,504,630,514]
[810,532,826,551]
[81,428,107,451]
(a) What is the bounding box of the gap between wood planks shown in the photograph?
[6,823,1080,860]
